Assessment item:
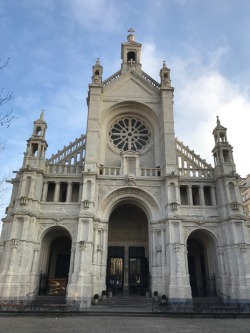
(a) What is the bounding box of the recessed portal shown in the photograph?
[187,231,217,298]
[39,232,71,296]
[107,204,149,295]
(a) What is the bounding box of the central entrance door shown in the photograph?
[107,246,148,295]
[107,204,149,295]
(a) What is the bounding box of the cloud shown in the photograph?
[69,0,124,31]
[141,40,250,177]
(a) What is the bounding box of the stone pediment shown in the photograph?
[103,71,159,100]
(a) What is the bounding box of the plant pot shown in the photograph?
[145,291,150,298]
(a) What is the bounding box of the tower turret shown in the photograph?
[160,61,171,88]
[212,116,236,175]
[23,111,48,169]
[91,58,103,85]
[121,28,142,74]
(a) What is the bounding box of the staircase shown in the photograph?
[31,296,68,311]
[193,297,239,314]
[91,295,152,313]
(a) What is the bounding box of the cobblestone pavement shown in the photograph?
[1,316,250,333]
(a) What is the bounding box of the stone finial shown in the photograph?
[40,110,45,120]
[163,61,166,68]
[127,28,135,42]
[216,116,221,126]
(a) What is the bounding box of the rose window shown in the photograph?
[109,117,151,151]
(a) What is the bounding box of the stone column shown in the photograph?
[78,241,86,281]
[29,178,35,198]
[152,230,157,266]
[8,239,19,273]
[30,248,39,274]
[199,185,205,206]
[19,178,26,197]
[123,246,129,295]
[211,186,216,206]
[92,227,98,264]
[41,181,48,202]
[68,247,76,284]
[188,186,193,206]
[66,182,73,202]
[79,183,83,203]
[54,181,60,202]
[175,184,181,205]
[161,229,166,264]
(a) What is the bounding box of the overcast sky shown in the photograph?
[1,0,250,223]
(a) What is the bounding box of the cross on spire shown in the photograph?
[128,28,135,35]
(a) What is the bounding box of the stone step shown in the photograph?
[193,297,221,304]
[33,296,66,304]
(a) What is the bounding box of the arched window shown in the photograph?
[36,126,42,136]
[31,143,38,157]
[127,51,136,62]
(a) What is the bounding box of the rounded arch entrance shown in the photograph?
[38,227,72,296]
[187,229,219,298]
[107,203,149,296]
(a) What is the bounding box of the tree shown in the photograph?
[0,58,16,152]
[0,58,17,207]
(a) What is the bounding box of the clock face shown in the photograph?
[109,117,151,152]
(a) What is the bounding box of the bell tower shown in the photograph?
[23,110,48,169]
[212,116,236,176]
[121,28,142,74]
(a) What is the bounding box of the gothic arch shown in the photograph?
[96,187,161,222]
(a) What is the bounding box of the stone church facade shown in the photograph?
[0,31,249,308]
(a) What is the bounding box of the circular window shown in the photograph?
[109,117,151,151]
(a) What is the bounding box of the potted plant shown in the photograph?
[108,288,113,298]
[101,290,107,301]
[161,295,168,304]
[93,294,99,305]
[145,288,150,298]
[153,291,159,302]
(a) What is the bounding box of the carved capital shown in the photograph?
[20,197,28,206]
[11,238,19,249]
[239,243,247,253]
[83,200,90,209]
[80,241,86,251]
[173,242,181,252]
[231,202,240,211]
[170,202,178,211]
[156,245,162,253]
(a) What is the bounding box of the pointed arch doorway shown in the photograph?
[107,204,149,296]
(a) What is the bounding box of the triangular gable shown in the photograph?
[103,70,160,99]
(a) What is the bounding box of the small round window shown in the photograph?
[109,117,151,151]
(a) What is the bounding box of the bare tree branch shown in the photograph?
[0,58,17,206]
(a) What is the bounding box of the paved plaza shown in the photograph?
[1,315,250,333]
